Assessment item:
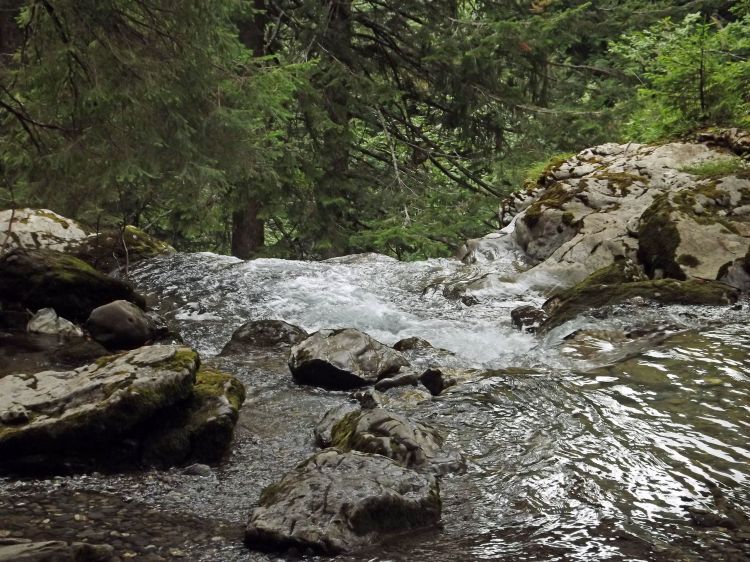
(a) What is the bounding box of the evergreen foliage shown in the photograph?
[1,0,747,259]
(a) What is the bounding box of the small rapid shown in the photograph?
[2,250,748,561]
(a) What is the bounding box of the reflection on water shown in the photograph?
[2,252,749,561]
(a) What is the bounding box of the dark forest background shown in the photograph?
[1,0,748,259]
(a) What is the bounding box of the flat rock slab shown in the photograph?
[245,449,441,554]
[0,345,199,465]
[289,328,409,389]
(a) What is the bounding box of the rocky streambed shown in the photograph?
[2,131,750,561]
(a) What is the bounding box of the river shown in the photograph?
[2,249,749,561]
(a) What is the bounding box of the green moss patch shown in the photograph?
[680,157,749,179]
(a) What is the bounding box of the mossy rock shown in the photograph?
[0,345,200,474]
[541,265,739,332]
[0,249,144,321]
[141,366,246,467]
[72,225,173,272]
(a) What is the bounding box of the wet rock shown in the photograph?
[86,300,151,350]
[0,249,143,321]
[374,370,420,391]
[314,403,359,447]
[182,463,213,477]
[220,320,308,356]
[27,308,83,338]
[289,328,409,390]
[540,263,739,331]
[419,367,487,396]
[0,345,199,473]
[326,407,464,474]
[0,539,115,561]
[392,337,433,352]
[70,225,173,273]
[510,305,547,333]
[141,366,245,467]
[244,449,441,554]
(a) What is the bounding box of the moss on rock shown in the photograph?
[0,249,144,320]
[72,225,173,272]
[540,271,739,332]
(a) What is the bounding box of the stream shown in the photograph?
[2,249,749,561]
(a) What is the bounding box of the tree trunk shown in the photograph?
[231,0,267,259]
[232,199,265,259]
[316,0,353,256]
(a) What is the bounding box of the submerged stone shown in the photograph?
[244,449,441,554]
[540,269,739,332]
[220,319,308,356]
[289,328,409,390]
[326,407,465,475]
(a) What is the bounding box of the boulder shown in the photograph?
[0,208,89,255]
[0,209,172,271]
[27,308,83,338]
[86,300,151,350]
[142,366,246,467]
[70,224,173,272]
[289,328,409,390]
[244,449,441,554]
[0,249,143,321]
[220,320,308,356]
[0,345,199,473]
[324,407,464,475]
[470,135,750,290]
[419,367,489,396]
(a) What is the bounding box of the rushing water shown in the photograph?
[2,250,749,561]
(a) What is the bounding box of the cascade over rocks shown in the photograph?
[0,345,245,473]
[288,328,409,390]
[464,133,750,290]
[244,449,441,554]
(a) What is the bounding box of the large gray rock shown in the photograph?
[0,209,89,255]
[321,407,464,475]
[244,449,441,554]
[289,328,409,389]
[0,345,199,471]
[465,135,750,290]
[0,208,173,272]
[220,319,308,356]
[86,299,151,350]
